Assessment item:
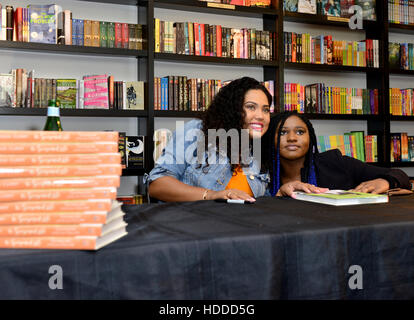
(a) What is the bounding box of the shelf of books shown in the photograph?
[153,0,278,18]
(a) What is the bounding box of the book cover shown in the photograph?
[0,73,13,107]
[0,130,118,143]
[294,190,389,206]
[0,225,127,250]
[126,136,144,168]
[125,81,144,110]
[0,187,117,202]
[0,199,113,214]
[0,141,118,154]
[0,153,121,166]
[56,79,77,109]
[0,164,122,178]
[298,0,317,14]
[118,132,126,169]
[355,0,376,21]
[321,0,341,16]
[0,216,126,237]
[83,74,109,109]
[28,4,57,44]
[284,0,299,12]
[0,176,120,190]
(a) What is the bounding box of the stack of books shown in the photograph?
[0,130,127,250]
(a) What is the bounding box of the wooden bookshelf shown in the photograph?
[153,0,278,18]
[0,107,148,117]
[0,40,147,57]
[284,62,380,73]
[154,110,204,118]
[389,23,414,35]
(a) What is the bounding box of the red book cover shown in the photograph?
[15,7,23,42]
[194,23,200,56]
[216,25,222,57]
[115,23,122,48]
[200,24,205,56]
[108,75,114,108]
[121,23,129,49]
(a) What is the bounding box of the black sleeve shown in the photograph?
[338,150,411,190]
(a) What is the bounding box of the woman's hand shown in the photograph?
[276,181,329,198]
[351,178,389,194]
[207,189,256,202]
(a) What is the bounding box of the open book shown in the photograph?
[294,190,389,206]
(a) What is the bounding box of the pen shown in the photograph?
[215,199,255,204]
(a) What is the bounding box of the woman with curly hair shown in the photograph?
[262,111,410,197]
[146,77,272,202]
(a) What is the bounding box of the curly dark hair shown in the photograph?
[261,111,319,195]
[199,77,272,172]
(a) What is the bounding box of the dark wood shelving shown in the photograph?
[390,115,414,121]
[284,62,380,73]
[81,0,139,5]
[389,68,414,76]
[389,23,414,35]
[0,40,147,57]
[122,168,146,176]
[304,113,380,121]
[154,110,204,118]
[155,53,278,67]
[391,162,414,168]
[0,107,148,117]
[284,11,377,29]
[152,0,278,18]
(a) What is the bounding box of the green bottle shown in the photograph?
[43,100,63,131]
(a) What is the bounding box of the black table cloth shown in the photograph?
[1,195,414,299]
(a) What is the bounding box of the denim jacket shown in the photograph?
[144,119,269,198]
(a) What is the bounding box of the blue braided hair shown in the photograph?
[265,111,319,196]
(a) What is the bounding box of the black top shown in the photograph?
[301,149,411,190]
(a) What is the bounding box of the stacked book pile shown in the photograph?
[0,130,127,250]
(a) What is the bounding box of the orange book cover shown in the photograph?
[0,216,125,237]
[0,130,118,143]
[0,199,113,214]
[0,187,117,202]
[0,142,118,154]
[0,176,120,190]
[0,200,122,224]
[0,226,127,250]
[0,164,122,178]
[0,153,121,166]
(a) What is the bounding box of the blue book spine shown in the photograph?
[78,19,84,46]
[72,19,78,45]
[161,77,168,110]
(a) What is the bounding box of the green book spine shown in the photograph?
[107,22,115,48]
[100,21,108,48]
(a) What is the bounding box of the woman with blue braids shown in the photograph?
[262,111,411,198]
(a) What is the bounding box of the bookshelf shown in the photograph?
[1,0,414,193]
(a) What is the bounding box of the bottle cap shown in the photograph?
[47,107,60,117]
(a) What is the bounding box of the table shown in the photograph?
[1,195,414,299]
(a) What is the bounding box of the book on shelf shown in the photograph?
[319,0,341,17]
[390,88,414,116]
[56,79,77,109]
[125,81,145,110]
[116,194,144,205]
[355,0,376,21]
[284,0,299,12]
[83,74,109,109]
[294,190,389,206]
[0,73,13,107]
[126,136,144,168]
[298,0,317,14]
[390,132,414,162]
[28,4,58,44]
